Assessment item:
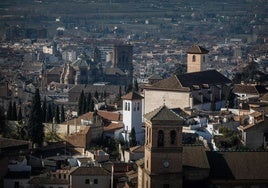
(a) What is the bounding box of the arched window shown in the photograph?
[137,102,140,111]
[170,130,176,145]
[192,55,196,62]
[127,102,130,111]
[158,130,164,147]
[124,102,127,111]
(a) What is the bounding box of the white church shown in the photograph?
[121,91,144,145]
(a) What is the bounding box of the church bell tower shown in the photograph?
[141,105,184,188]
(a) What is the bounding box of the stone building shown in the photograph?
[186,44,209,73]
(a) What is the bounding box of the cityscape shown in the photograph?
[0,0,268,188]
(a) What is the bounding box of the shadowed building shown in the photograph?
[112,44,133,85]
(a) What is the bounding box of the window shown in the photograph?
[170,130,176,145]
[85,179,90,184]
[137,102,140,111]
[134,103,136,111]
[192,55,196,62]
[125,102,127,110]
[158,130,164,147]
[127,102,130,111]
[63,174,66,179]
[94,179,98,184]
[203,56,205,62]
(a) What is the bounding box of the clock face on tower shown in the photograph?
[163,160,169,168]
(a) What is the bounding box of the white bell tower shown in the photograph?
[121,91,144,145]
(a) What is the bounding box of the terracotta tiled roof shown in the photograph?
[186,44,209,54]
[98,110,122,121]
[70,166,110,176]
[63,110,122,125]
[103,122,123,132]
[29,177,69,185]
[183,145,210,169]
[233,84,267,95]
[145,75,189,91]
[121,91,143,100]
[206,151,268,180]
[144,105,184,122]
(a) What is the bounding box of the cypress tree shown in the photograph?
[28,88,44,147]
[46,103,53,123]
[55,105,60,124]
[42,97,47,123]
[130,128,137,147]
[12,101,17,121]
[60,105,65,123]
[78,90,85,116]
[17,106,22,122]
[86,93,92,112]
[83,97,87,114]
[94,90,99,100]
[0,106,7,135]
[133,78,139,92]
[7,101,12,120]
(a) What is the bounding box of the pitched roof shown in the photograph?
[176,70,231,87]
[145,70,231,91]
[103,122,123,132]
[144,105,184,122]
[29,177,69,185]
[146,75,190,92]
[0,138,29,149]
[148,74,163,80]
[233,84,267,95]
[121,91,143,100]
[183,145,210,169]
[186,44,209,54]
[70,166,110,176]
[206,151,268,180]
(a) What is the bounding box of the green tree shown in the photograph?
[54,105,60,124]
[126,84,133,93]
[210,95,216,111]
[12,101,17,121]
[94,90,99,100]
[7,101,12,120]
[17,106,22,122]
[225,87,236,109]
[133,78,139,92]
[0,106,7,135]
[42,97,47,123]
[28,88,44,147]
[60,105,65,123]
[78,90,85,115]
[130,128,137,147]
[46,103,53,123]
